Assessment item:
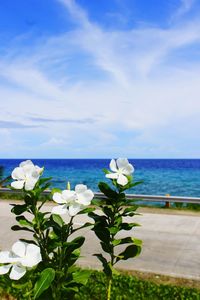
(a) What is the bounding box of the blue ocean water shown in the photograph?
[0,159,200,197]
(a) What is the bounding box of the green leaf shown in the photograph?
[39,177,52,184]
[122,206,140,217]
[11,225,34,233]
[52,214,64,227]
[11,204,28,215]
[37,212,45,222]
[40,183,51,192]
[108,227,119,235]
[65,237,85,256]
[19,239,37,245]
[72,222,93,233]
[128,181,143,188]
[24,194,34,205]
[91,198,105,206]
[102,168,110,175]
[114,215,122,227]
[88,212,107,224]
[112,237,134,246]
[120,222,141,231]
[98,182,119,200]
[77,207,95,214]
[133,238,142,247]
[100,242,112,253]
[16,216,33,227]
[34,268,55,299]
[72,269,92,285]
[51,188,61,194]
[116,244,141,262]
[93,225,110,243]
[102,206,113,217]
[94,254,112,277]
[123,206,138,214]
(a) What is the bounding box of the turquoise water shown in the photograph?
[0,159,200,197]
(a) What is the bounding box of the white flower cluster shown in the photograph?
[11,160,43,191]
[52,184,94,216]
[0,241,41,280]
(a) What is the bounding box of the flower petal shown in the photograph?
[35,166,44,175]
[117,174,128,186]
[122,163,134,175]
[0,251,18,263]
[0,251,11,263]
[52,204,68,215]
[116,158,129,169]
[77,189,94,205]
[12,241,26,258]
[11,167,25,180]
[19,160,34,168]
[31,170,41,179]
[68,203,83,216]
[75,184,87,194]
[52,192,65,204]
[24,178,37,191]
[21,244,41,267]
[22,165,36,176]
[62,190,76,202]
[0,264,12,275]
[106,173,118,179]
[11,180,25,190]
[109,159,117,172]
[10,265,26,280]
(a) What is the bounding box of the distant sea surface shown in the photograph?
[0,159,200,197]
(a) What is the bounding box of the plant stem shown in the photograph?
[53,216,74,299]
[107,278,112,300]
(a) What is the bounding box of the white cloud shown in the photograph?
[0,0,200,157]
[171,0,195,21]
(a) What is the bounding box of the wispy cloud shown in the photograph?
[171,0,195,20]
[30,116,97,124]
[0,120,40,129]
[0,0,200,157]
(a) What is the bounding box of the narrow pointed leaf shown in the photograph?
[34,268,55,299]
[11,225,34,232]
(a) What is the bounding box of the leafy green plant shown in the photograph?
[0,160,94,299]
[89,158,143,300]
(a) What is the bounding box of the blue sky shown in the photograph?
[0,0,200,158]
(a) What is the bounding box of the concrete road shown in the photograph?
[0,200,199,280]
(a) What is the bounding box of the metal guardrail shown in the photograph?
[0,188,199,205]
[94,192,200,204]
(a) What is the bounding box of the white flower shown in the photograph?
[0,241,42,280]
[11,160,43,191]
[52,184,94,216]
[106,158,134,186]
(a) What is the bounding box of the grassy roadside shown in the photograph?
[1,270,199,300]
[76,271,200,300]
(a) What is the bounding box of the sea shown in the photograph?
[0,159,200,198]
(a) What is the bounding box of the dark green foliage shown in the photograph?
[186,203,200,211]
[89,176,142,282]
[1,175,92,300]
[34,268,55,299]
[76,271,200,300]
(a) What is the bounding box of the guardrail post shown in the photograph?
[165,194,170,208]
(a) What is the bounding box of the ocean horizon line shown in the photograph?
[0,158,200,160]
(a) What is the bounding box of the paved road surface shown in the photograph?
[0,200,199,280]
